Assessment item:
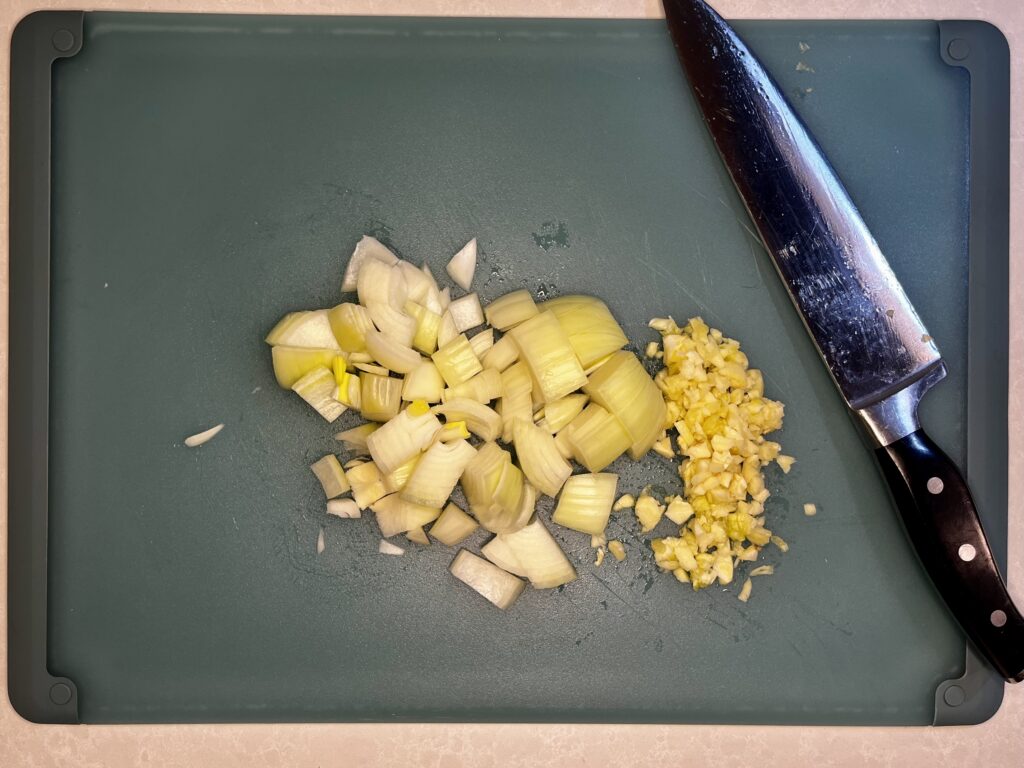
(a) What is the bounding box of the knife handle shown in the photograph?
[876,429,1024,682]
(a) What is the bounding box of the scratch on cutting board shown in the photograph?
[591,573,690,655]
[636,249,724,327]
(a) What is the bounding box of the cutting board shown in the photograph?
[8,12,1010,725]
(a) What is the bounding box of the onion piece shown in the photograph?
[383,454,421,493]
[184,423,224,448]
[434,398,502,442]
[508,311,587,402]
[310,454,350,498]
[292,367,347,422]
[499,516,577,589]
[552,473,618,535]
[484,289,539,330]
[342,235,399,292]
[404,301,442,355]
[357,257,399,307]
[481,335,519,372]
[334,422,379,449]
[583,351,666,459]
[437,420,470,442]
[448,293,485,333]
[317,528,326,554]
[354,362,389,376]
[398,261,436,304]
[405,526,430,545]
[432,334,483,387]
[460,443,524,533]
[498,362,534,443]
[360,373,403,422]
[402,438,477,508]
[379,539,406,556]
[481,536,528,577]
[402,361,445,403]
[540,393,588,433]
[541,295,628,367]
[265,310,341,350]
[334,369,361,408]
[468,328,494,358]
[511,418,571,497]
[326,498,360,519]
[366,301,417,347]
[436,311,459,348]
[371,494,442,537]
[429,502,478,545]
[365,402,441,474]
[446,238,477,291]
[365,328,422,374]
[608,539,626,561]
[347,461,388,509]
[271,346,338,389]
[565,403,631,472]
[443,368,502,404]
[327,303,374,353]
[449,549,524,609]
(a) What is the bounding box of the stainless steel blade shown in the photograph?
[663,0,941,412]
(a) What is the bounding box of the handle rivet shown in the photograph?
[927,477,944,495]
[991,609,1007,628]
[51,29,75,53]
[958,544,976,562]
[947,38,971,61]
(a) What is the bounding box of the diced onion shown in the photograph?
[347,461,388,509]
[509,311,587,402]
[468,328,494,358]
[583,351,666,459]
[565,403,631,472]
[342,235,399,292]
[432,334,483,386]
[310,454,350,498]
[434,398,502,442]
[360,373,403,422]
[327,498,361,518]
[334,422,379,449]
[357,257,401,307]
[402,361,446,403]
[265,310,341,350]
[327,303,375,353]
[379,539,406,556]
[366,301,416,347]
[446,238,477,291]
[460,443,525,533]
[437,311,459,348]
[365,328,422,374]
[365,404,441,475]
[443,368,502,404]
[499,516,577,589]
[552,473,618,535]
[383,454,421,493]
[371,494,442,537]
[271,346,337,389]
[541,295,628,367]
[481,335,520,372]
[428,502,478,546]
[402,439,477,508]
[511,418,571,497]
[184,423,224,448]
[404,301,442,355]
[539,393,588,433]
[405,526,430,545]
[484,289,539,330]
[481,536,528,577]
[292,366,346,422]
[449,549,524,609]
[448,293,485,333]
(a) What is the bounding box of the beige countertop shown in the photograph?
[1,0,1021,765]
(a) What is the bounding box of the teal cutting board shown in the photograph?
[21,12,1009,724]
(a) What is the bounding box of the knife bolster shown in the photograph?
[857,363,947,446]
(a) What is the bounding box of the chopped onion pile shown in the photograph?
[265,234,792,609]
[646,316,792,596]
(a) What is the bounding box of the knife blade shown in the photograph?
[663,0,1024,682]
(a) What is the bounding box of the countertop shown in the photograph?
[1,1,1021,766]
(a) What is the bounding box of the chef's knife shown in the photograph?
[663,0,1023,682]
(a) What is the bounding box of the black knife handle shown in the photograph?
[876,429,1024,682]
